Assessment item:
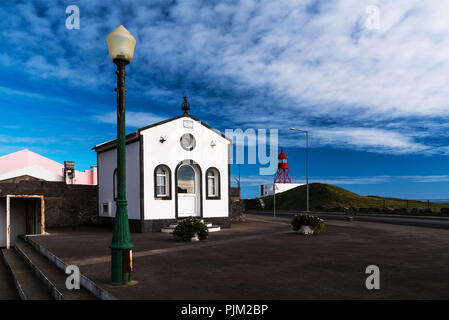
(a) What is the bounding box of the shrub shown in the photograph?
[441,207,449,215]
[173,217,209,242]
[291,214,325,234]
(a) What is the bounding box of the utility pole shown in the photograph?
[273,183,276,217]
[234,165,241,198]
[238,164,241,198]
[289,128,309,212]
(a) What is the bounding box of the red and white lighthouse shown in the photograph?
[274,148,291,183]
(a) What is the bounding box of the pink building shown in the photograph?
[0,149,97,185]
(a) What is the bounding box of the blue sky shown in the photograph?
[2,0,449,199]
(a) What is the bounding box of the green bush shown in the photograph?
[173,217,209,241]
[291,214,325,234]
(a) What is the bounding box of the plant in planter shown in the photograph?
[173,217,209,242]
[291,214,325,235]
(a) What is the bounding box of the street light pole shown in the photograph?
[273,183,278,217]
[234,164,241,198]
[273,183,276,217]
[107,25,136,285]
[289,128,309,212]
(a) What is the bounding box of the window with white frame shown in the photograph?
[154,165,171,199]
[206,167,220,199]
[157,168,167,196]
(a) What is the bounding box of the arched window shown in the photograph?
[154,165,171,199]
[178,165,195,194]
[206,167,220,199]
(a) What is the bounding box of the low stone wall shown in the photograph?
[229,187,241,201]
[0,181,98,228]
[230,200,246,222]
[229,187,245,222]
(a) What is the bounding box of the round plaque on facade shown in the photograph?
[180,133,196,151]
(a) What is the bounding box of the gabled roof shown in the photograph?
[0,149,63,177]
[93,113,231,153]
[0,149,97,184]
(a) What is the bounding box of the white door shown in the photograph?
[178,194,196,217]
[177,165,199,217]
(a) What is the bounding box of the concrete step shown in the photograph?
[1,248,52,300]
[169,222,212,228]
[208,225,221,232]
[14,238,97,300]
[162,224,221,233]
[0,251,19,300]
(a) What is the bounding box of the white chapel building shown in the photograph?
[94,102,232,232]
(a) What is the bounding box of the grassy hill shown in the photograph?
[258,183,447,212]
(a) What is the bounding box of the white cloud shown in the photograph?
[240,174,449,186]
[310,127,429,154]
[92,111,166,128]
[0,135,57,144]
[3,1,449,154]
[0,86,72,106]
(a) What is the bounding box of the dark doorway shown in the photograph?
[25,199,39,234]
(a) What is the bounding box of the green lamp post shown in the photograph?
[106,25,136,285]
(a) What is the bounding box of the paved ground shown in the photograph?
[248,210,449,229]
[29,215,449,299]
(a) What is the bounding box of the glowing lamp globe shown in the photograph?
[106,25,136,63]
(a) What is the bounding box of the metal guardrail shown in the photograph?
[371,198,449,209]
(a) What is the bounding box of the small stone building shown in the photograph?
[0,181,97,248]
[0,150,98,248]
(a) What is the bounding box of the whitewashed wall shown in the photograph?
[260,183,304,196]
[141,117,230,220]
[0,200,5,247]
[98,141,141,220]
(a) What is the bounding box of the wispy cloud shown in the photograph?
[241,174,449,186]
[0,85,70,104]
[1,1,449,155]
[0,135,58,144]
[92,111,166,128]
[241,175,393,186]
[306,127,429,154]
[0,134,93,158]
